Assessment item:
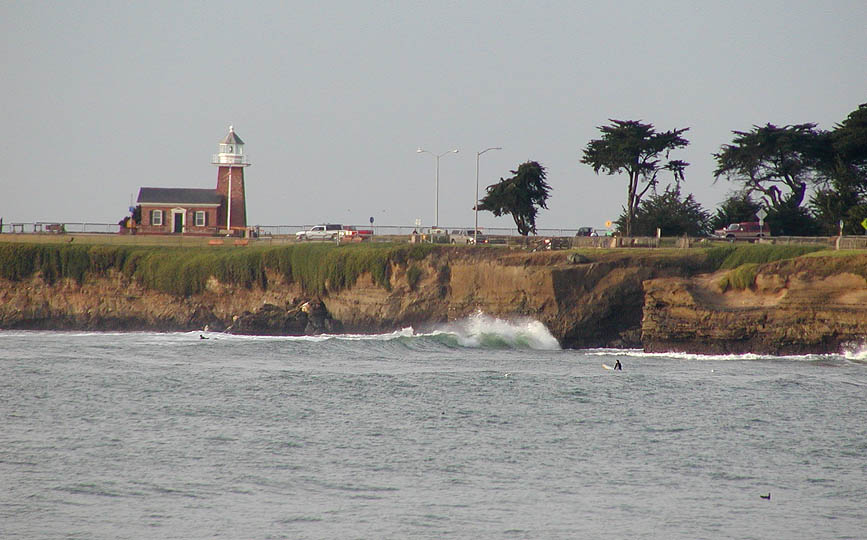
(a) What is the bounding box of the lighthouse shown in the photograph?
[213,125,250,234]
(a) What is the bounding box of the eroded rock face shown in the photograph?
[0,250,674,347]
[226,300,342,336]
[642,257,867,355]
[4,249,866,354]
[0,270,296,334]
[321,251,685,349]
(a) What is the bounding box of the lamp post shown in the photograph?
[417,147,459,228]
[475,147,502,244]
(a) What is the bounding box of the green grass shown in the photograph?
[791,249,867,282]
[718,263,761,291]
[0,243,95,284]
[705,244,828,291]
[0,240,849,296]
[704,244,825,270]
[0,241,437,297]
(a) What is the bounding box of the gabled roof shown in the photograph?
[137,187,223,206]
[220,126,245,145]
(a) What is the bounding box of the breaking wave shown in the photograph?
[842,342,867,362]
[193,311,561,351]
[420,311,561,350]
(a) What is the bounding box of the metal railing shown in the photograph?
[0,222,122,234]
[211,154,250,166]
[2,221,866,250]
[253,225,587,237]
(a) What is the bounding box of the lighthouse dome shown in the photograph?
[220,125,245,146]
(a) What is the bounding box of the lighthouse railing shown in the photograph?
[211,154,250,166]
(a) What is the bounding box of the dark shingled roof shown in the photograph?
[220,129,245,145]
[137,188,223,205]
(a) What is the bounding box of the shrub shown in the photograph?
[718,263,760,291]
[406,265,423,290]
[0,244,38,281]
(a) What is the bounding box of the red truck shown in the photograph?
[339,226,374,241]
[713,221,770,241]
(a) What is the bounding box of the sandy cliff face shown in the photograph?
[0,249,688,348]
[4,248,865,354]
[0,269,296,331]
[322,250,694,348]
[642,255,867,354]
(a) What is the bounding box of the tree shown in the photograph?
[614,185,710,237]
[581,119,689,237]
[711,189,820,236]
[709,192,763,231]
[811,103,867,234]
[477,161,551,236]
[811,184,866,235]
[765,199,822,237]
[117,205,141,228]
[713,123,829,210]
[829,102,867,184]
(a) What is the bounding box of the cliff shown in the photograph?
[642,253,867,355]
[2,241,866,354]
[319,249,706,348]
[0,243,703,348]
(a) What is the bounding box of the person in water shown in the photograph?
[614,359,622,370]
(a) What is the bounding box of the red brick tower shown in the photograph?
[213,125,250,233]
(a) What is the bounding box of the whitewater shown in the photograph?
[1,314,866,539]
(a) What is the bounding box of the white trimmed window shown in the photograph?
[195,211,206,227]
[151,210,163,226]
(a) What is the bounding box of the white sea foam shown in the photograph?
[583,348,829,362]
[424,310,561,350]
[194,327,417,342]
[842,341,867,362]
[201,312,561,350]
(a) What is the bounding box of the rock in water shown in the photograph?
[227,301,341,336]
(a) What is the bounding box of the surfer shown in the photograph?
[614,359,622,371]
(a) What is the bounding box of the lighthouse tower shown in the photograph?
[213,125,250,233]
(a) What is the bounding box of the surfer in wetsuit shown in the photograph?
[614,359,622,370]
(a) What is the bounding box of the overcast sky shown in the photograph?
[2,1,865,231]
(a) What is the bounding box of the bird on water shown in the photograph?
[760,493,771,500]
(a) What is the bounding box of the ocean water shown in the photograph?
[1,313,866,539]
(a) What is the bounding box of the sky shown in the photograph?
[2,1,865,232]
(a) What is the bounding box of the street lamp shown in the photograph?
[417,147,459,228]
[475,147,502,244]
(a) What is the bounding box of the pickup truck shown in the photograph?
[713,221,770,241]
[339,226,374,241]
[296,224,343,241]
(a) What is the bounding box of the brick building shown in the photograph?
[136,126,250,235]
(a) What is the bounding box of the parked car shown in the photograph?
[449,229,486,244]
[428,228,450,243]
[713,221,770,241]
[575,226,593,237]
[296,223,343,241]
[339,225,374,241]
